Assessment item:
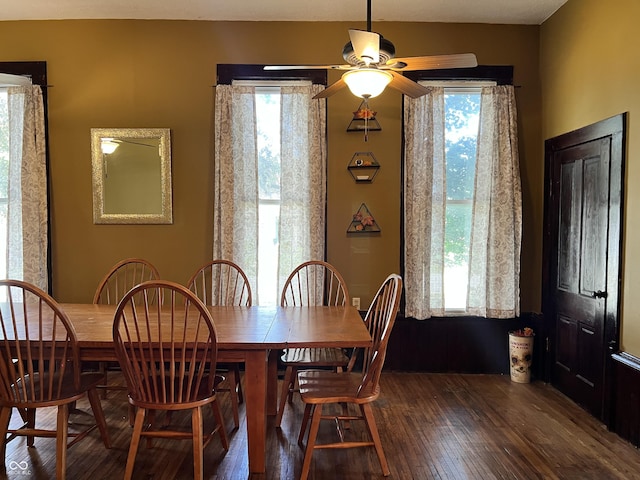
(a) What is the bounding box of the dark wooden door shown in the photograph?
[542,113,625,424]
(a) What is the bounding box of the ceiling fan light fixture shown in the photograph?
[342,69,392,99]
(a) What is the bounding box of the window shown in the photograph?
[214,66,327,306]
[0,62,50,292]
[403,72,521,320]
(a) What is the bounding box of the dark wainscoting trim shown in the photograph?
[612,352,640,446]
[384,312,544,377]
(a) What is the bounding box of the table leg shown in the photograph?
[244,349,267,473]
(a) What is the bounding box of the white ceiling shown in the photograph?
[0,0,567,25]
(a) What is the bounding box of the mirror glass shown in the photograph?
[91,128,172,224]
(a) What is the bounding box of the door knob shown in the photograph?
[591,290,607,299]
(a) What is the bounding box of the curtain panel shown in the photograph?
[7,85,48,290]
[467,86,522,318]
[403,87,446,319]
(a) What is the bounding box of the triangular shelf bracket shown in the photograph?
[347,100,381,132]
[347,203,381,233]
[348,152,380,183]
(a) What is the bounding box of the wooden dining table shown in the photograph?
[14,303,371,474]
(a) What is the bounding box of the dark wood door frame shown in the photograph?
[542,113,626,426]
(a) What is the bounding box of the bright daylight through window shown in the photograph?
[443,89,480,310]
[255,87,281,305]
[0,89,8,280]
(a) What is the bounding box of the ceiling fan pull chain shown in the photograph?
[363,96,370,141]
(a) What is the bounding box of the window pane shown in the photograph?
[258,203,279,305]
[256,92,280,201]
[444,202,472,309]
[256,91,281,305]
[445,93,479,200]
[444,92,479,310]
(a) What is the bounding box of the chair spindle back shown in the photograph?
[281,260,350,307]
[112,280,219,407]
[187,259,252,306]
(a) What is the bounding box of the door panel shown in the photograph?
[553,139,607,416]
[543,114,625,424]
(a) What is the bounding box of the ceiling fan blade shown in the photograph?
[348,29,380,64]
[312,77,347,99]
[264,64,352,71]
[385,53,478,71]
[387,71,430,98]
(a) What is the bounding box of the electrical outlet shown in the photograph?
[352,297,361,310]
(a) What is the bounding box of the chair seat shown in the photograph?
[4,371,106,408]
[281,347,350,366]
[298,370,380,404]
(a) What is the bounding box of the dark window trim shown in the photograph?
[403,65,513,85]
[217,64,327,85]
[1,61,52,294]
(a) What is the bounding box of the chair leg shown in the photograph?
[361,403,390,476]
[210,398,229,450]
[86,387,112,448]
[124,407,146,480]
[26,408,36,447]
[0,407,12,468]
[17,407,28,423]
[276,366,295,427]
[298,403,313,446]
[146,410,156,448]
[192,406,204,480]
[229,383,240,429]
[128,403,136,427]
[56,404,69,480]
[299,404,322,480]
[100,362,108,399]
[232,363,244,404]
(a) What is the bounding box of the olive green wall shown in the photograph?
[0,20,542,311]
[541,0,640,355]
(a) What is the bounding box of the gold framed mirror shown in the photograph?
[91,128,173,224]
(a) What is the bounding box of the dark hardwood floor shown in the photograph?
[4,373,640,479]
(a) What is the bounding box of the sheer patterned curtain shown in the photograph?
[214,83,326,304]
[213,85,259,289]
[6,85,48,290]
[404,87,446,319]
[277,85,326,295]
[467,86,521,317]
[403,85,521,319]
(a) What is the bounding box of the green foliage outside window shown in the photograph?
[257,93,281,200]
[443,92,480,268]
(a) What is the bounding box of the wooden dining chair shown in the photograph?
[92,258,160,398]
[112,280,228,480]
[276,260,352,427]
[296,274,402,480]
[0,280,111,480]
[187,259,252,429]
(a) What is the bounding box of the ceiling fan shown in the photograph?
[264,0,478,100]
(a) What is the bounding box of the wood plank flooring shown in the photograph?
[4,373,640,479]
